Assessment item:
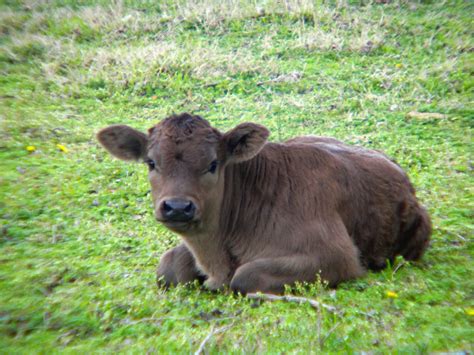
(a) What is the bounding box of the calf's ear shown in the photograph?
[97,125,148,161]
[224,123,269,164]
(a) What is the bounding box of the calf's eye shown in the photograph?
[145,159,156,171]
[208,160,218,174]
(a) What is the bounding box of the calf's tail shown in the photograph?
[396,204,432,261]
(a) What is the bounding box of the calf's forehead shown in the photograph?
[149,136,219,162]
[145,113,223,164]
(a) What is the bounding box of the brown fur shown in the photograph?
[97,113,431,294]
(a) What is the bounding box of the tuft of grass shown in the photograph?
[0,0,473,352]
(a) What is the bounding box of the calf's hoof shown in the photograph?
[230,273,275,295]
[204,277,227,291]
[156,268,176,289]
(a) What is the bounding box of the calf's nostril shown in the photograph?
[184,202,193,213]
[162,201,172,212]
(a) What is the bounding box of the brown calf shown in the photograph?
[97,113,431,294]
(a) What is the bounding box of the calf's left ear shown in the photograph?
[97,125,148,161]
[224,123,269,164]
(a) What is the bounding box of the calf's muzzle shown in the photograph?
[160,198,196,222]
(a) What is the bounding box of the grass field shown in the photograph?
[1,0,473,352]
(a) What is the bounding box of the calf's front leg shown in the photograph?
[156,243,205,287]
[230,253,363,294]
[229,256,315,294]
[230,219,366,294]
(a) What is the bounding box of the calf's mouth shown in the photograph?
[159,219,200,234]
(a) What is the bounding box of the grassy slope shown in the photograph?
[0,0,473,352]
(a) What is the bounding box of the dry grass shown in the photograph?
[1,0,391,89]
[38,39,279,91]
[163,0,318,28]
[0,0,394,92]
[292,5,387,52]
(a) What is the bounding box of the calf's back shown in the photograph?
[219,138,431,271]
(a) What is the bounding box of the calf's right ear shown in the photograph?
[97,125,148,161]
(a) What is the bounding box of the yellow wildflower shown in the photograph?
[26,145,36,152]
[386,291,398,299]
[466,308,474,316]
[395,63,402,69]
[56,144,68,153]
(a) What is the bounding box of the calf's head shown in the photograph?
[97,113,269,234]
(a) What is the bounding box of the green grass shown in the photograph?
[1,0,473,352]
